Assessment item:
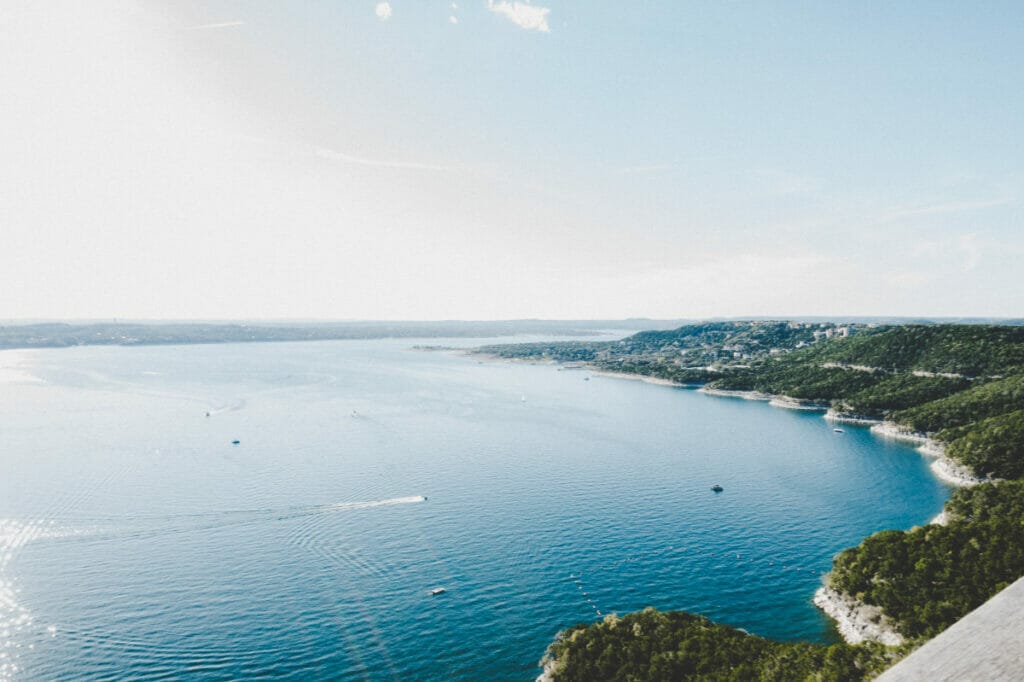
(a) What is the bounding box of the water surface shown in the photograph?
[0,339,951,680]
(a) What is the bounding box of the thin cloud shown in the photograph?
[187,20,244,30]
[375,2,393,21]
[618,164,673,176]
[882,197,1014,222]
[488,1,551,33]
[315,147,451,172]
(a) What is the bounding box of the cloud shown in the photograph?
[314,146,451,172]
[187,21,244,30]
[618,164,673,176]
[881,197,1014,222]
[488,1,550,32]
[375,2,393,21]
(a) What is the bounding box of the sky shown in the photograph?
[1,1,1022,320]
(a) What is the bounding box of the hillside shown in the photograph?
[481,322,1024,680]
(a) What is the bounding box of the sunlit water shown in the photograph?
[0,339,951,680]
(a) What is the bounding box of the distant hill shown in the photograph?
[0,319,686,350]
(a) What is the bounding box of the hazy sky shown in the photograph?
[2,1,1022,320]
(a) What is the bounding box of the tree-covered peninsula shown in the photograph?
[479,322,1024,680]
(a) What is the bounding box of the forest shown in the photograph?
[545,609,898,682]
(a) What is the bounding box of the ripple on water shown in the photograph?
[0,342,951,680]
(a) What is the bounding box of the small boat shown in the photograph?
[711,484,723,493]
[430,587,446,596]
[584,377,590,381]
[231,439,240,445]
[833,428,844,433]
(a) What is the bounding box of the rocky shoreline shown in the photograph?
[823,408,882,426]
[768,396,830,411]
[813,586,905,646]
[698,387,774,401]
[869,422,988,487]
[535,657,557,682]
[588,369,701,388]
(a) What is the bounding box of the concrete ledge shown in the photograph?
[877,576,1024,681]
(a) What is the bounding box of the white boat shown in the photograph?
[833,428,844,433]
[430,587,446,596]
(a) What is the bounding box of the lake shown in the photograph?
[0,338,950,680]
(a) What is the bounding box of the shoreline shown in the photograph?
[705,395,986,488]
[869,422,988,487]
[588,369,701,388]
[697,387,774,401]
[813,586,905,646]
[700,388,831,412]
[767,395,829,411]
[535,657,557,682]
[823,408,882,426]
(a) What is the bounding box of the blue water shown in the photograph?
[0,339,951,680]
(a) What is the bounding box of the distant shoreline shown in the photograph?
[0,320,648,352]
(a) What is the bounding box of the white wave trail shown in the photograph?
[320,496,426,512]
[206,398,247,416]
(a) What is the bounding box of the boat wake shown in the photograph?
[206,398,247,416]
[8,496,428,547]
[318,496,426,512]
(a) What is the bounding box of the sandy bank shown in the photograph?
[701,388,827,411]
[824,409,882,426]
[698,387,773,401]
[869,422,931,445]
[767,396,829,411]
[813,586,905,646]
[930,456,986,487]
[589,370,699,388]
[465,351,558,365]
